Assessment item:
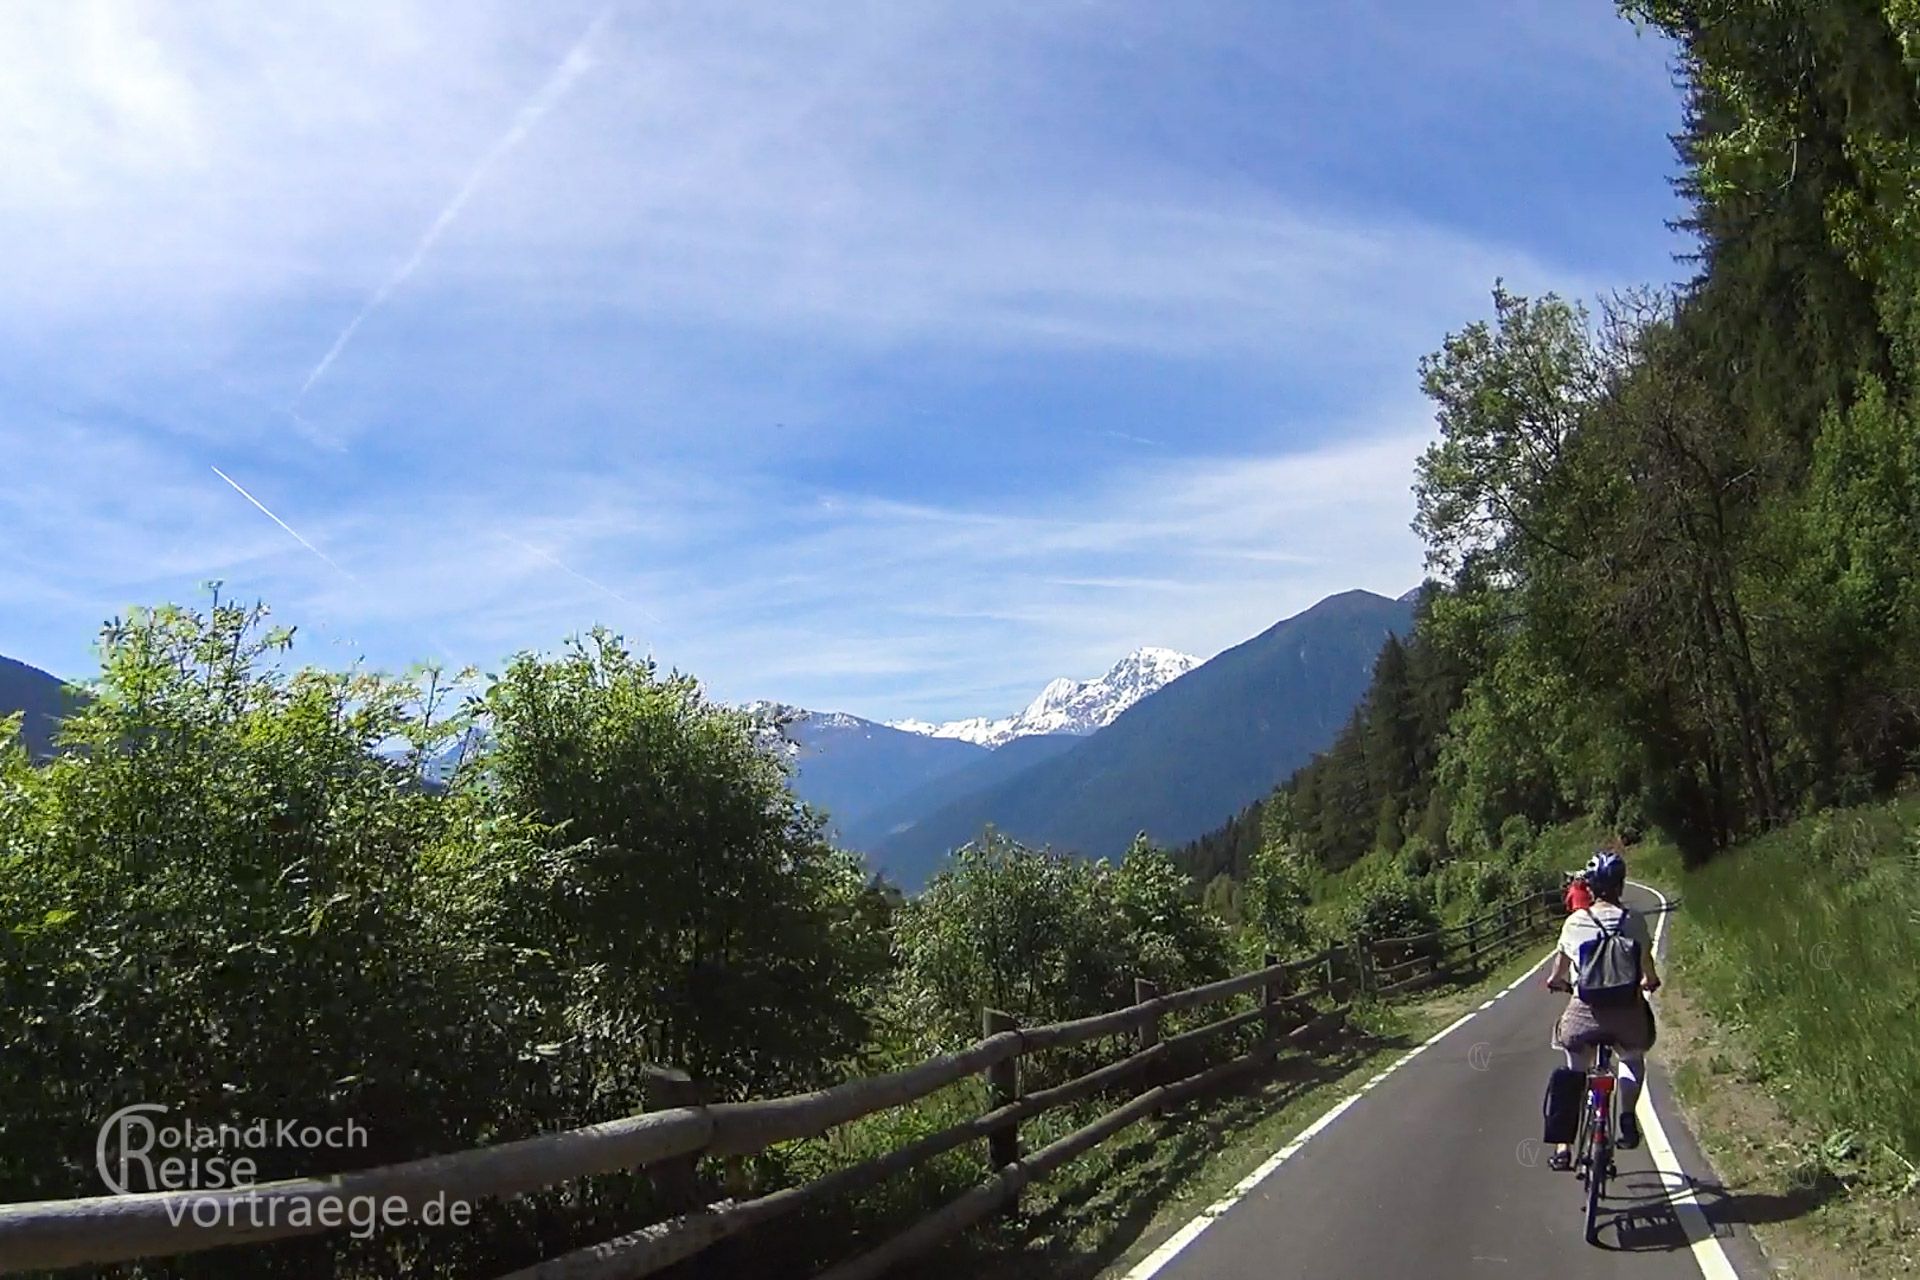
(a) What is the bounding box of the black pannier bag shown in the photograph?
[1543,1066,1586,1144]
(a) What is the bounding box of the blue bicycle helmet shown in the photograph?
[1582,849,1627,898]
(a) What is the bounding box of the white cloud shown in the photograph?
[0,1,1675,712]
[664,413,1432,718]
[0,0,1597,384]
[2,387,1426,717]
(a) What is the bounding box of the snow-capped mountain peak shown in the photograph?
[890,646,1201,748]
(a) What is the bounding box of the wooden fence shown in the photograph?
[0,889,1560,1278]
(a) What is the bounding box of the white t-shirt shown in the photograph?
[1557,901,1652,968]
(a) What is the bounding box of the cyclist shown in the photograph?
[1544,850,1659,1169]
[1562,869,1594,913]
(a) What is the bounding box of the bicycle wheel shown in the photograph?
[1584,1112,1608,1244]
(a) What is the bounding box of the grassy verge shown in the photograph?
[887,930,1559,1280]
[1633,796,1920,1278]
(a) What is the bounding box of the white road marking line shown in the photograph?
[1631,879,1744,1280]
[1122,945,1556,1280]
[1126,883,1749,1280]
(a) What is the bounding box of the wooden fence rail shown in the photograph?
[0,890,1562,1278]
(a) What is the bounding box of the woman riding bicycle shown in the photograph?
[1544,850,1660,1170]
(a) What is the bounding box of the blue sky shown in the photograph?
[0,1,1687,722]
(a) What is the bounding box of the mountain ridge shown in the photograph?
[865,589,1415,887]
[740,705,988,839]
[0,655,82,759]
[887,646,1200,748]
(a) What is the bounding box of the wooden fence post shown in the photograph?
[1324,946,1338,1001]
[1260,956,1282,1058]
[1356,936,1374,997]
[1135,979,1161,1051]
[1134,978,1162,1086]
[983,1007,1020,1176]
[1466,915,1480,970]
[638,1066,713,1217]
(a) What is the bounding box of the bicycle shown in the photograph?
[1573,1042,1619,1244]
[1549,978,1620,1245]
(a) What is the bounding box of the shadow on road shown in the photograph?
[934,1026,1413,1280]
[1583,1158,1837,1253]
[1579,1170,1695,1253]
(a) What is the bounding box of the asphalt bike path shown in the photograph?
[1126,883,1772,1279]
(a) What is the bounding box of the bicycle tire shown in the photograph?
[1584,1106,1608,1244]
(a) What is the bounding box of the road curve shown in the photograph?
[1127,884,1770,1279]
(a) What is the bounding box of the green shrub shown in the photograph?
[1243,831,1315,960]
[1396,832,1438,878]
[0,601,895,1276]
[483,628,889,1101]
[1112,837,1233,995]
[1342,869,1440,945]
[1495,813,1536,862]
[896,834,1230,1046]
[0,601,606,1276]
[1431,858,1515,921]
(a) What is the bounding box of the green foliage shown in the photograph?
[1797,379,1920,657]
[0,601,615,1277]
[1429,859,1513,921]
[1435,658,1568,858]
[1341,867,1440,947]
[1172,796,1269,888]
[896,833,1229,1045]
[1414,285,1600,580]
[1584,0,1920,840]
[483,629,886,1100]
[1395,831,1437,878]
[0,599,893,1275]
[1201,871,1245,927]
[1112,836,1233,995]
[1240,797,1314,958]
[1774,376,1920,795]
[896,832,1117,1040]
[1281,609,1470,874]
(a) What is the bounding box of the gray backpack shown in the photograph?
[1574,909,1642,1007]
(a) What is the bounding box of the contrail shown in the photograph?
[296,6,616,398]
[210,466,354,579]
[214,468,463,667]
[498,531,661,625]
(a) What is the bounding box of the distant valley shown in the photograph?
[860,590,1413,887]
[744,645,1201,850]
[759,588,1413,889]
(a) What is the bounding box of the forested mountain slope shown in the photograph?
[871,590,1413,886]
[839,731,1083,852]
[766,709,988,838]
[1186,0,1920,900]
[0,655,79,759]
